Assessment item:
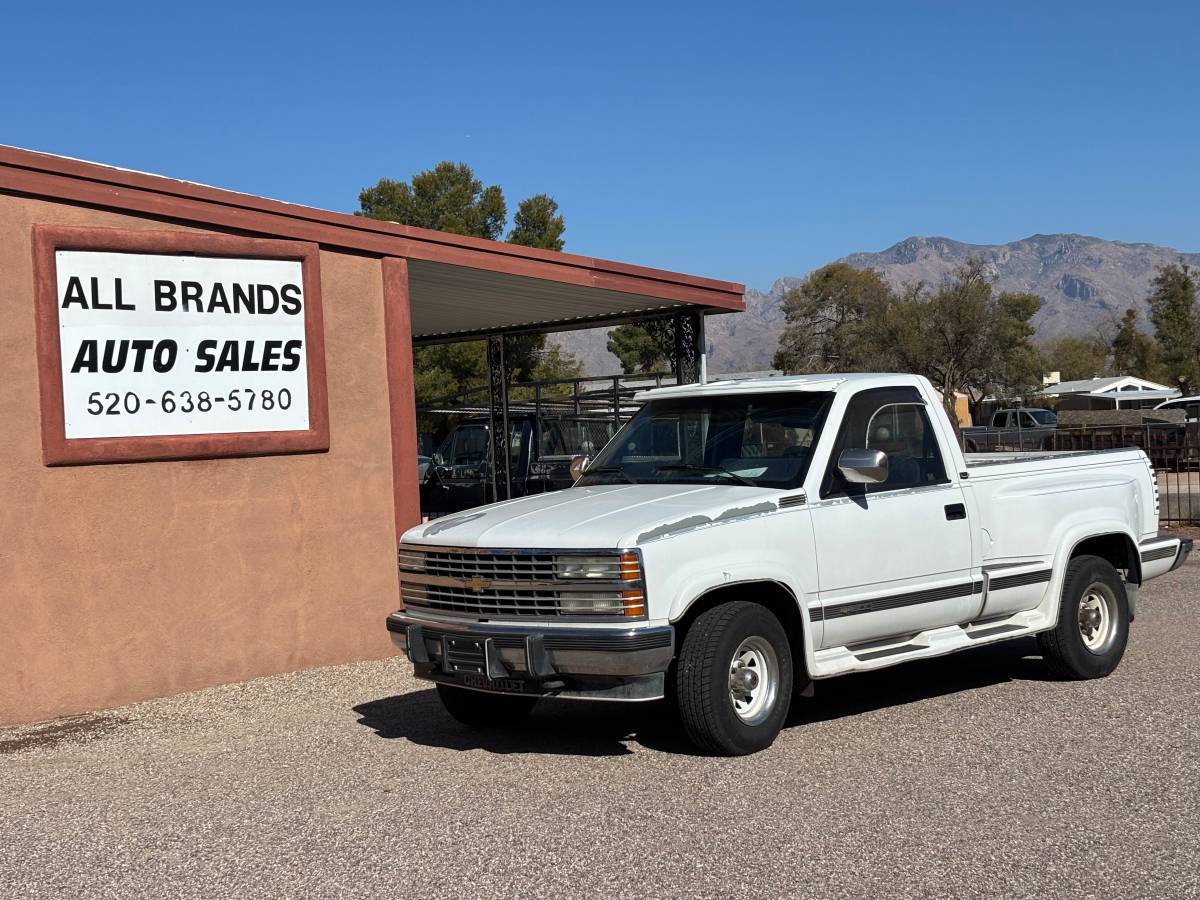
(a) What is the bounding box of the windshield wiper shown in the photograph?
[580,466,639,484]
[655,464,757,487]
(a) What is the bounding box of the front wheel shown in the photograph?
[436,684,538,727]
[1037,555,1130,679]
[676,602,793,755]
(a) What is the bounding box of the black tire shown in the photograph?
[436,684,538,727]
[1037,554,1130,679]
[676,602,793,756]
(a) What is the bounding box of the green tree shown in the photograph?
[872,259,1042,425]
[508,194,565,250]
[771,263,892,373]
[1039,334,1111,382]
[1148,263,1199,388]
[358,162,506,239]
[357,164,576,405]
[1110,308,1160,378]
[607,319,675,373]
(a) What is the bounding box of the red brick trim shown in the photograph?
[1,146,744,312]
[32,225,330,466]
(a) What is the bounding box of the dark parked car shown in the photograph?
[420,413,616,517]
[961,408,1057,453]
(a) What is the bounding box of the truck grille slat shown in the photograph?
[402,584,562,617]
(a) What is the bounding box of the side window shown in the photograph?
[991,411,1007,428]
[865,404,947,491]
[1019,412,1037,429]
[823,388,950,497]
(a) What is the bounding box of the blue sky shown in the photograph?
[4,2,1197,291]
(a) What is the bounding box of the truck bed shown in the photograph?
[964,447,1147,471]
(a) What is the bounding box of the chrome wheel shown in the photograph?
[728,636,779,726]
[1077,583,1118,654]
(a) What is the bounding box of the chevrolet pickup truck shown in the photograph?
[387,374,1191,755]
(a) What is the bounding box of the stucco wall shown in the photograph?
[0,194,405,724]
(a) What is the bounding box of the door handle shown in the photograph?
[944,503,966,521]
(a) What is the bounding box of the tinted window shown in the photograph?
[580,392,833,489]
[539,418,616,458]
[449,426,487,466]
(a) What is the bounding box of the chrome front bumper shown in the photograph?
[386,611,675,701]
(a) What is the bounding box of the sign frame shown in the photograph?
[32,225,330,466]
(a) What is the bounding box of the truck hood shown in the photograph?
[403,484,782,549]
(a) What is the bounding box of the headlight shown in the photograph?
[555,551,642,581]
[555,551,645,616]
[555,555,621,579]
[558,593,628,615]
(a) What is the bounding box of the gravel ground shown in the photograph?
[2,563,1198,900]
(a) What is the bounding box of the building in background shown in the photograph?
[1042,375,1178,411]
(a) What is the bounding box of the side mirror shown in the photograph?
[432,452,445,466]
[569,454,591,482]
[838,448,888,484]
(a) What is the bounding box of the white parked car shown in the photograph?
[1153,396,1200,420]
[388,374,1189,755]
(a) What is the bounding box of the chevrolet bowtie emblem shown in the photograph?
[464,576,491,594]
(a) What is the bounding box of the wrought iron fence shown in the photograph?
[1053,424,1200,526]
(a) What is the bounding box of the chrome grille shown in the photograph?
[402,582,562,617]
[399,548,630,582]
[397,545,645,619]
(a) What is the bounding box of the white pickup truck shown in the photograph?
[387,374,1191,755]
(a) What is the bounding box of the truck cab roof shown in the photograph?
[634,373,926,401]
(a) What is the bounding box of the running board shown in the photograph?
[814,609,1049,677]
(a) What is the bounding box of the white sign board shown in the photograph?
[55,251,310,439]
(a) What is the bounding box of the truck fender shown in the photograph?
[667,564,819,678]
[667,563,807,621]
[1040,520,1140,629]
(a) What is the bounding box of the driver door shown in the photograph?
[809,387,977,649]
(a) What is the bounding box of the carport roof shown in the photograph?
[0,145,744,342]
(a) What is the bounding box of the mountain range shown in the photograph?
[551,234,1200,375]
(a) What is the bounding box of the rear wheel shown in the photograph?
[676,601,793,755]
[436,684,538,727]
[1038,555,1129,679]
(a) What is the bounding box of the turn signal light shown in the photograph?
[622,589,645,617]
[619,551,642,581]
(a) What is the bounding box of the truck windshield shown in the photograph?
[578,392,833,489]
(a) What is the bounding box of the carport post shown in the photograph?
[487,336,512,503]
[673,310,707,385]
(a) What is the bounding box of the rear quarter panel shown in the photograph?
[966,450,1154,619]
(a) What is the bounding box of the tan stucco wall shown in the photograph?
[0,194,402,724]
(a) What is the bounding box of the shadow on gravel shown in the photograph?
[791,636,1050,726]
[354,639,1052,756]
[353,690,699,757]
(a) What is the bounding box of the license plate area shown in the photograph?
[442,636,486,674]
